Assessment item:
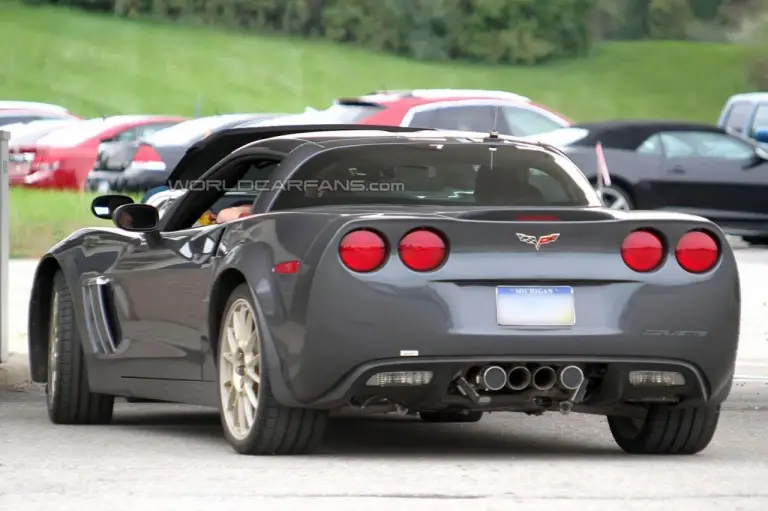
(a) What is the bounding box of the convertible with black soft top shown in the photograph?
[27,124,739,456]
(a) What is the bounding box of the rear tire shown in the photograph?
[217,284,327,455]
[46,271,114,425]
[741,236,768,246]
[607,404,720,455]
[419,410,483,423]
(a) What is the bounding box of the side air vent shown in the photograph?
[82,276,118,354]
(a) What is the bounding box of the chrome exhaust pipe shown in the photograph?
[557,365,584,390]
[473,365,507,391]
[507,365,532,391]
[531,366,557,391]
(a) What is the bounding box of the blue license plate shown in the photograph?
[496,286,575,326]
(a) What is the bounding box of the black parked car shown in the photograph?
[85,113,285,193]
[529,120,768,244]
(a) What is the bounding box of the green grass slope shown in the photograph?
[0,2,759,122]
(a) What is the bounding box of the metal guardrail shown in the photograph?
[1,130,8,363]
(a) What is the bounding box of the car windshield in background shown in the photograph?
[524,127,590,146]
[270,143,598,209]
[9,120,75,145]
[37,118,107,146]
[146,114,258,146]
[250,104,382,127]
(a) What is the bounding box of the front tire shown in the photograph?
[46,271,114,424]
[217,284,327,455]
[607,404,720,455]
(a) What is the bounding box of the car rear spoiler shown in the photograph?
[165,124,434,187]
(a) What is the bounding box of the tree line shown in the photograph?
[24,0,768,69]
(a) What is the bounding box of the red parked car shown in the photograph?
[22,115,185,190]
[249,89,571,136]
[7,119,80,185]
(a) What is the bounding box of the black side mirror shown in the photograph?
[755,129,768,144]
[91,194,134,220]
[112,204,159,232]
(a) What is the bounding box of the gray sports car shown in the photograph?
[28,125,739,456]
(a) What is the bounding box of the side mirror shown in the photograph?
[755,128,768,144]
[112,204,159,232]
[91,194,134,220]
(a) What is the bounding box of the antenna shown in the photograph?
[487,105,501,139]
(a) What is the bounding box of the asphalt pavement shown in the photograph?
[1,384,768,511]
[2,237,768,510]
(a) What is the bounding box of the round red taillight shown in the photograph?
[398,229,447,272]
[339,229,387,272]
[621,230,664,272]
[676,231,719,273]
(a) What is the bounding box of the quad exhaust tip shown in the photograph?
[507,365,532,391]
[476,365,507,391]
[532,366,557,391]
[558,365,585,390]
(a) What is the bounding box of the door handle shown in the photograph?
[667,166,686,175]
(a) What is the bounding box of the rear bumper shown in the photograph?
[258,275,739,411]
[267,355,727,412]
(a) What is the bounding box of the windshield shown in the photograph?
[270,143,598,210]
[524,127,590,146]
[146,114,258,146]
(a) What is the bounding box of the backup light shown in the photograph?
[629,371,685,387]
[365,371,433,387]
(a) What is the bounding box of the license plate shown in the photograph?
[496,286,575,326]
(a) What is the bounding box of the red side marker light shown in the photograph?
[399,229,447,272]
[621,230,664,272]
[339,229,388,272]
[273,261,300,274]
[676,231,719,273]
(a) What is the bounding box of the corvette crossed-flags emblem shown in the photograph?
[516,233,560,251]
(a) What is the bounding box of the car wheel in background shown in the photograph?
[741,236,768,246]
[46,271,114,424]
[419,410,483,423]
[598,184,634,210]
[607,404,720,455]
[217,284,328,455]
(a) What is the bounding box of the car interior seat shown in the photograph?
[473,165,545,205]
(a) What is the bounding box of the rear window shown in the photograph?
[271,142,598,209]
[146,115,257,146]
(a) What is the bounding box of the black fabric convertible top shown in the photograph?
[165,124,432,187]
[569,120,728,150]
